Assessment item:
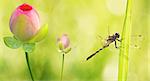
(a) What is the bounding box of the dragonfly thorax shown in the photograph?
[115,32,120,38]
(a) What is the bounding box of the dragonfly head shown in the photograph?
[115,32,120,38]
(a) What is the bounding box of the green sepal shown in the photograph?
[29,24,48,43]
[58,42,64,51]
[64,47,71,54]
[58,47,71,54]
[23,43,35,53]
[3,36,22,49]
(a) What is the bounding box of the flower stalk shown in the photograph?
[25,52,34,81]
[60,53,65,81]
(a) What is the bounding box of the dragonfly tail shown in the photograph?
[86,48,103,61]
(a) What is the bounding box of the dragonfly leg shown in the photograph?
[115,41,119,48]
[117,39,121,42]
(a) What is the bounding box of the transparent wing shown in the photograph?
[96,34,107,46]
[130,34,143,49]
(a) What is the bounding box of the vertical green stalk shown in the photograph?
[25,52,34,81]
[118,0,132,81]
[60,53,65,81]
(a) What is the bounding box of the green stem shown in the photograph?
[60,53,65,81]
[25,52,34,81]
[118,0,131,81]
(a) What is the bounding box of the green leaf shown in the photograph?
[3,36,22,49]
[118,0,131,81]
[23,43,35,53]
[29,24,48,43]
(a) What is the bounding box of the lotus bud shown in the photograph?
[10,3,40,41]
[57,34,70,50]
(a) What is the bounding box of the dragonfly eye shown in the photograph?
[115,33,120,38]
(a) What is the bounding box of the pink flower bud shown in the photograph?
[58,34,70,49]
[10,3,40,41]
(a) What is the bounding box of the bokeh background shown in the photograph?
[0,0,149,81]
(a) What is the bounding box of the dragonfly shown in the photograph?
[86,32,121,61]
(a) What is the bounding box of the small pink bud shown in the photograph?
[10,3,40,41]
[58,34,70,49]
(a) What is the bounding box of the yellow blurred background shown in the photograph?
[0,0,149,81]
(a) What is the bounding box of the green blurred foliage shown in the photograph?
[0,0,149,81]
